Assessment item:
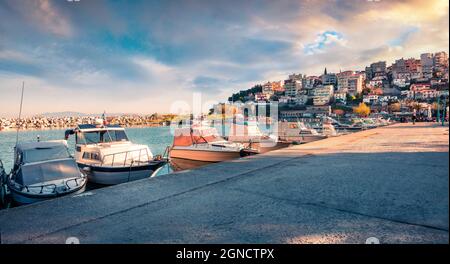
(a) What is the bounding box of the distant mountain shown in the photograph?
[36,112,129,118]
[37,112,90,118]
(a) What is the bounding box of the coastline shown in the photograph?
[0,123,168,133]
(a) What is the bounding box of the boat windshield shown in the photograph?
[22,145,71,164]
[173,127,226,146]
[78,130,129,145]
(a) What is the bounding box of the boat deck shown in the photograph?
[0,123,448,243]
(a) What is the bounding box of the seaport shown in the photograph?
[0,122,447,243]
[0,0,448,248]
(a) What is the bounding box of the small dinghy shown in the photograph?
[6,141,87,205]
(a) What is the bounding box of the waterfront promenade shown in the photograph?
[0,123,448,243]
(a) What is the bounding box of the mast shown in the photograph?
[15,81,25,146]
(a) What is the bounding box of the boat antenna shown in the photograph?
[15,81,25,146]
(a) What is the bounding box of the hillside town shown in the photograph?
[227,51,449,121]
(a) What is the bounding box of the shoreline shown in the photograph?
[0,124,168,133]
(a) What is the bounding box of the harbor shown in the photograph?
[0,122,447,243]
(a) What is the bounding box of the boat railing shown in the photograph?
[16,182,58,194]
[64,174,87,190]
[101,148,151,167]
[163,146,171,159]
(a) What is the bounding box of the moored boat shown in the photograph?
[278,121,327,143]
[65,123,167,185]
[0,160,7,207]
[6,141,87,205]
[169,126,257,171]
[227,120,290,153]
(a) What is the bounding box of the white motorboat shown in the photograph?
[278,121,327,143]
[227,120,290,153]
[169,126,258,171]
[65,123,167,185]
[6,141,87,205]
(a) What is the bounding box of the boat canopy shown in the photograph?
[16,159,81,186]
[173,127,225,147]
[15,141,71,164]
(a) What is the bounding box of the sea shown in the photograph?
[0,126,175,176]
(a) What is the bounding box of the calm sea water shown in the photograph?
[0,126,174,175]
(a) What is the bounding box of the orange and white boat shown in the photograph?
[169,126,257,170]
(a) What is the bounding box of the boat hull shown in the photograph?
[79,160,167,185]
[238,141,291,153]
[170,157,215,171]
[8,183,87,206]
[169,148,243,163]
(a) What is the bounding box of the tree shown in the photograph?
[353,103,371,117]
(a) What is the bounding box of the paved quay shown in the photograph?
[0,123,448,244]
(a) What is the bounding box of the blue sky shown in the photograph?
[0,0,448,116]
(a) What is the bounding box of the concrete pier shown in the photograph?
[0,123,448,244]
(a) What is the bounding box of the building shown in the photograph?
[255,92,269,102]
[334,92,347,104]
[410,89,439,100]
[336,71,365,96]
[288,73,304,81]
[393,78,410,88]
[302,76,321,90]
[262,82,274,96]
[284,79,302,97]
[421,53,434,79]
[363,94,379,105]
[321,68,337,88]
[410,83,431,92]
[295,94,309,105]
[368,76,387,88]
[391,58,422,80]
[262,81,284,96]
[434,51,449,79]
[313,85,334,106]
[365,61,387,80]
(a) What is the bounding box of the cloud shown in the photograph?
[0,0,448,116]
[303,31,347,55]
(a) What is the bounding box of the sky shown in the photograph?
[0,0,448,117]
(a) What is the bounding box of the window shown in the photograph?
[78,130,129,144]
[82,152,100,161]
[22,146,71,164]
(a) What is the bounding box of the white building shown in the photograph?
[262,82,275,97]
[337,71,365,96]
[334,92,347,104]
[313,85,334,106]
[284,79,302,97]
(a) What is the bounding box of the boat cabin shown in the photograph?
[65,124,153,167]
